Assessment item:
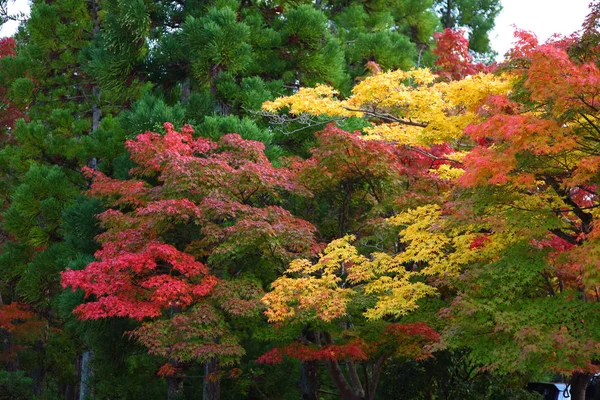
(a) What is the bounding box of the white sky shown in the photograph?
[0,0,28,38]
[0,0,594,60]
[490,0,592,59]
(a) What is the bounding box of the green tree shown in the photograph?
[434,0,502,58]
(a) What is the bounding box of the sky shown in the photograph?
[0,0,595,59]
[0,0,28,38]
[490,0,592,59]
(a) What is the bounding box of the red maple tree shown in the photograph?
[433,28,495,81]
[62,123,318,385]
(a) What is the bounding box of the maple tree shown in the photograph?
[439,22,600,399]
[433,28,495,81]
[62,122,318,398]
[260,236,439,400]
[291,123,450,239]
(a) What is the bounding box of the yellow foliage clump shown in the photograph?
[262,236,436,322]
[389,205,514,277]
[263,69,511,147]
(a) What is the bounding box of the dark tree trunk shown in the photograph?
[63,376,77,400]
[442,0,453,28]
[87,0,101,173]
[203,358,220,400]
[338,183,353,237]
[300,360,320,400]
[570,372,592,400]
[2,332,17,371]
[90,0,101,133]
[167,375,184,400]
[325,360,363,400]
[300,329,321,399]
[321,332,365,400]
[365,356,385,400]
[66,353,82,400]
[92,86,101,132]
[31,339,46,396]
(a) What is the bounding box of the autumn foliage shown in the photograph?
[8,3,600,396]
[258,17,600,397]
[62,123,319,368]
[0,0,534,398]
[258,322,439,364]
[433,28,495,81]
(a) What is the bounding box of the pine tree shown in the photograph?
[434,0,502,59]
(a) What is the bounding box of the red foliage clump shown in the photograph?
[433,29,495,81]
[257,322,439,364]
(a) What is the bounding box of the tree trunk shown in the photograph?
[444,0,453,28]
[338,184,353,237]
[365,356,385,400]
[92,86,101,132]
[203,358,220,400]
[570,372,592,400]
[299,329,321,399]
[31,339,46,396]
[87,0,101,178]
[300,360,320,400]
[2,332,18,371]
[346,362,364,397]
[325,360,363,400]
[66,353,82,400]
[79,349,94,400]
[167,375,183,400]
[90,0,101,133]
[181,78,191,104]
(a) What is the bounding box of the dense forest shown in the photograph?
[2,1,600,400]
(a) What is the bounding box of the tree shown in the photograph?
[437,23,600,400]
[291,124,446,239]
[433,28,495,81]
[62,123,318,399]
[261,236,439,400]
[434,0,502,58]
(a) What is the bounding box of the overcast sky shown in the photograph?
[490,0,592,59]
[0,0,594,60]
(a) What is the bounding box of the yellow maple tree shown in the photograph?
[262,235,436,322]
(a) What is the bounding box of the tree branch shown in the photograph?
[342,107,429,128]
[405,145,464,165]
